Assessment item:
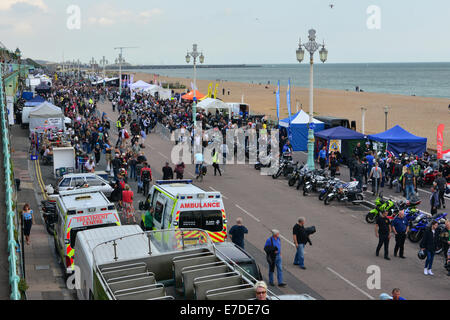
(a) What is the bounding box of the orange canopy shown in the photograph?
[181,90,206,101]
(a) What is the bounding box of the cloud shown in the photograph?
[86,3,162,26]
[0,0,47,12]
[139,8,163,21]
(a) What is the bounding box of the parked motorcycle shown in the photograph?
[318,178,341,201]
[41,200,57,235]
[272,159,296,179]
[303,174,328,196]
[408,212,447,243]
[288,163,306,187]
[324,181,364,205]
[366,194,398,224]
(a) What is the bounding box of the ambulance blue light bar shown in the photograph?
[156,179,193,185]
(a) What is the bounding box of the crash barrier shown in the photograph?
[154,123,171,141]
[0,63,21,300]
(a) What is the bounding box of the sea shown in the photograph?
[131,63,450,99]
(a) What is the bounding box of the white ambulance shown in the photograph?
[54,189,121,274]
[138,180,228,243]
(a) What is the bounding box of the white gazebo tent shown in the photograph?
[129,80,153,91]
[29,102,65,133]
[143,85,172,100]
[197,98,231,119]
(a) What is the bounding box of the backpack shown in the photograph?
[142,169,151,182]
[123,130,130,139]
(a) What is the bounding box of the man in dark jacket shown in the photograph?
[293,217,312,269]
[355,159,365,191]
[435,172,447,209]
[420,221,439,276]
[162,162,174,180]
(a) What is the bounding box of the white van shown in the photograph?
[74,225,148,300]
[139,180,228,243]
[54,190,121,274]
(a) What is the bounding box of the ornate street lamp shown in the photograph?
[185,44,205,129]
[296,29,328,170]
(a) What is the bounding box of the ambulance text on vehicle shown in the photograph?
[54,190,121,274]
[139,180,228,243]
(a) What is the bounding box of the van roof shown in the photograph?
[62,173,100,178]
[158,183,206,197]
[59,191,110,209]
[76,225,158,266]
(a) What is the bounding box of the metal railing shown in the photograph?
[0,62,21,300]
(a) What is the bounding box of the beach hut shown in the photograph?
[314,126,366,163]
[368,125,427,157]
[181,90,206,101]
[29,102,65,133]
[279,110,325,152]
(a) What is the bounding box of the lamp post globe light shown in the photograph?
[185,43,205,129]
[296,29,328,170]
[115,53,126,96]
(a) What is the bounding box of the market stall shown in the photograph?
[314,126,366,163]
[279,110,325,152]
[368,125,427,157]
[29,102,65,133]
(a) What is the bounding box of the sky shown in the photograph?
[1,0,450,65]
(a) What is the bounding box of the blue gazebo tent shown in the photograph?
[314,126,366,163]
[368,125,427,157]
[315,126,365,140]
[279,110,325,152]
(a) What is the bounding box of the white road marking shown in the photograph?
[147,144,155,150]
[279,234,296,247]
[235,204,261,222]
[326,267,375,300]
[158,152,169,159]
[208,186,229,199]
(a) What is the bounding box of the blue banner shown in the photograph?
[276,80,280,121]
[287,79,292,125]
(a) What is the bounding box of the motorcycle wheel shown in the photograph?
[324,196,333,205]
[303,189,309,196]
[288,177,297,187]
[356,194,364,201]
[408,230,423,243]
[272,169,282,179]
[255,163,261,170]
[296,177,304,190]
[319,192,326,201]
[365,212,376,224]
[46,223,55,236]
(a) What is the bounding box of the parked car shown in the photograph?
[214,242,263,281]
[51,173,113,197]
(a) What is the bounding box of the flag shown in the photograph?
[276,80,280,121]
[214,83,219,99]
[287,79,292,123]
[287,79,293,140]
[437,124,445,159]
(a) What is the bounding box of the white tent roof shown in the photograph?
[142,84,161,93]
[279,110,324,128]
[29,102,63,118]
[130,80,152,90]
[197,98,229,110]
